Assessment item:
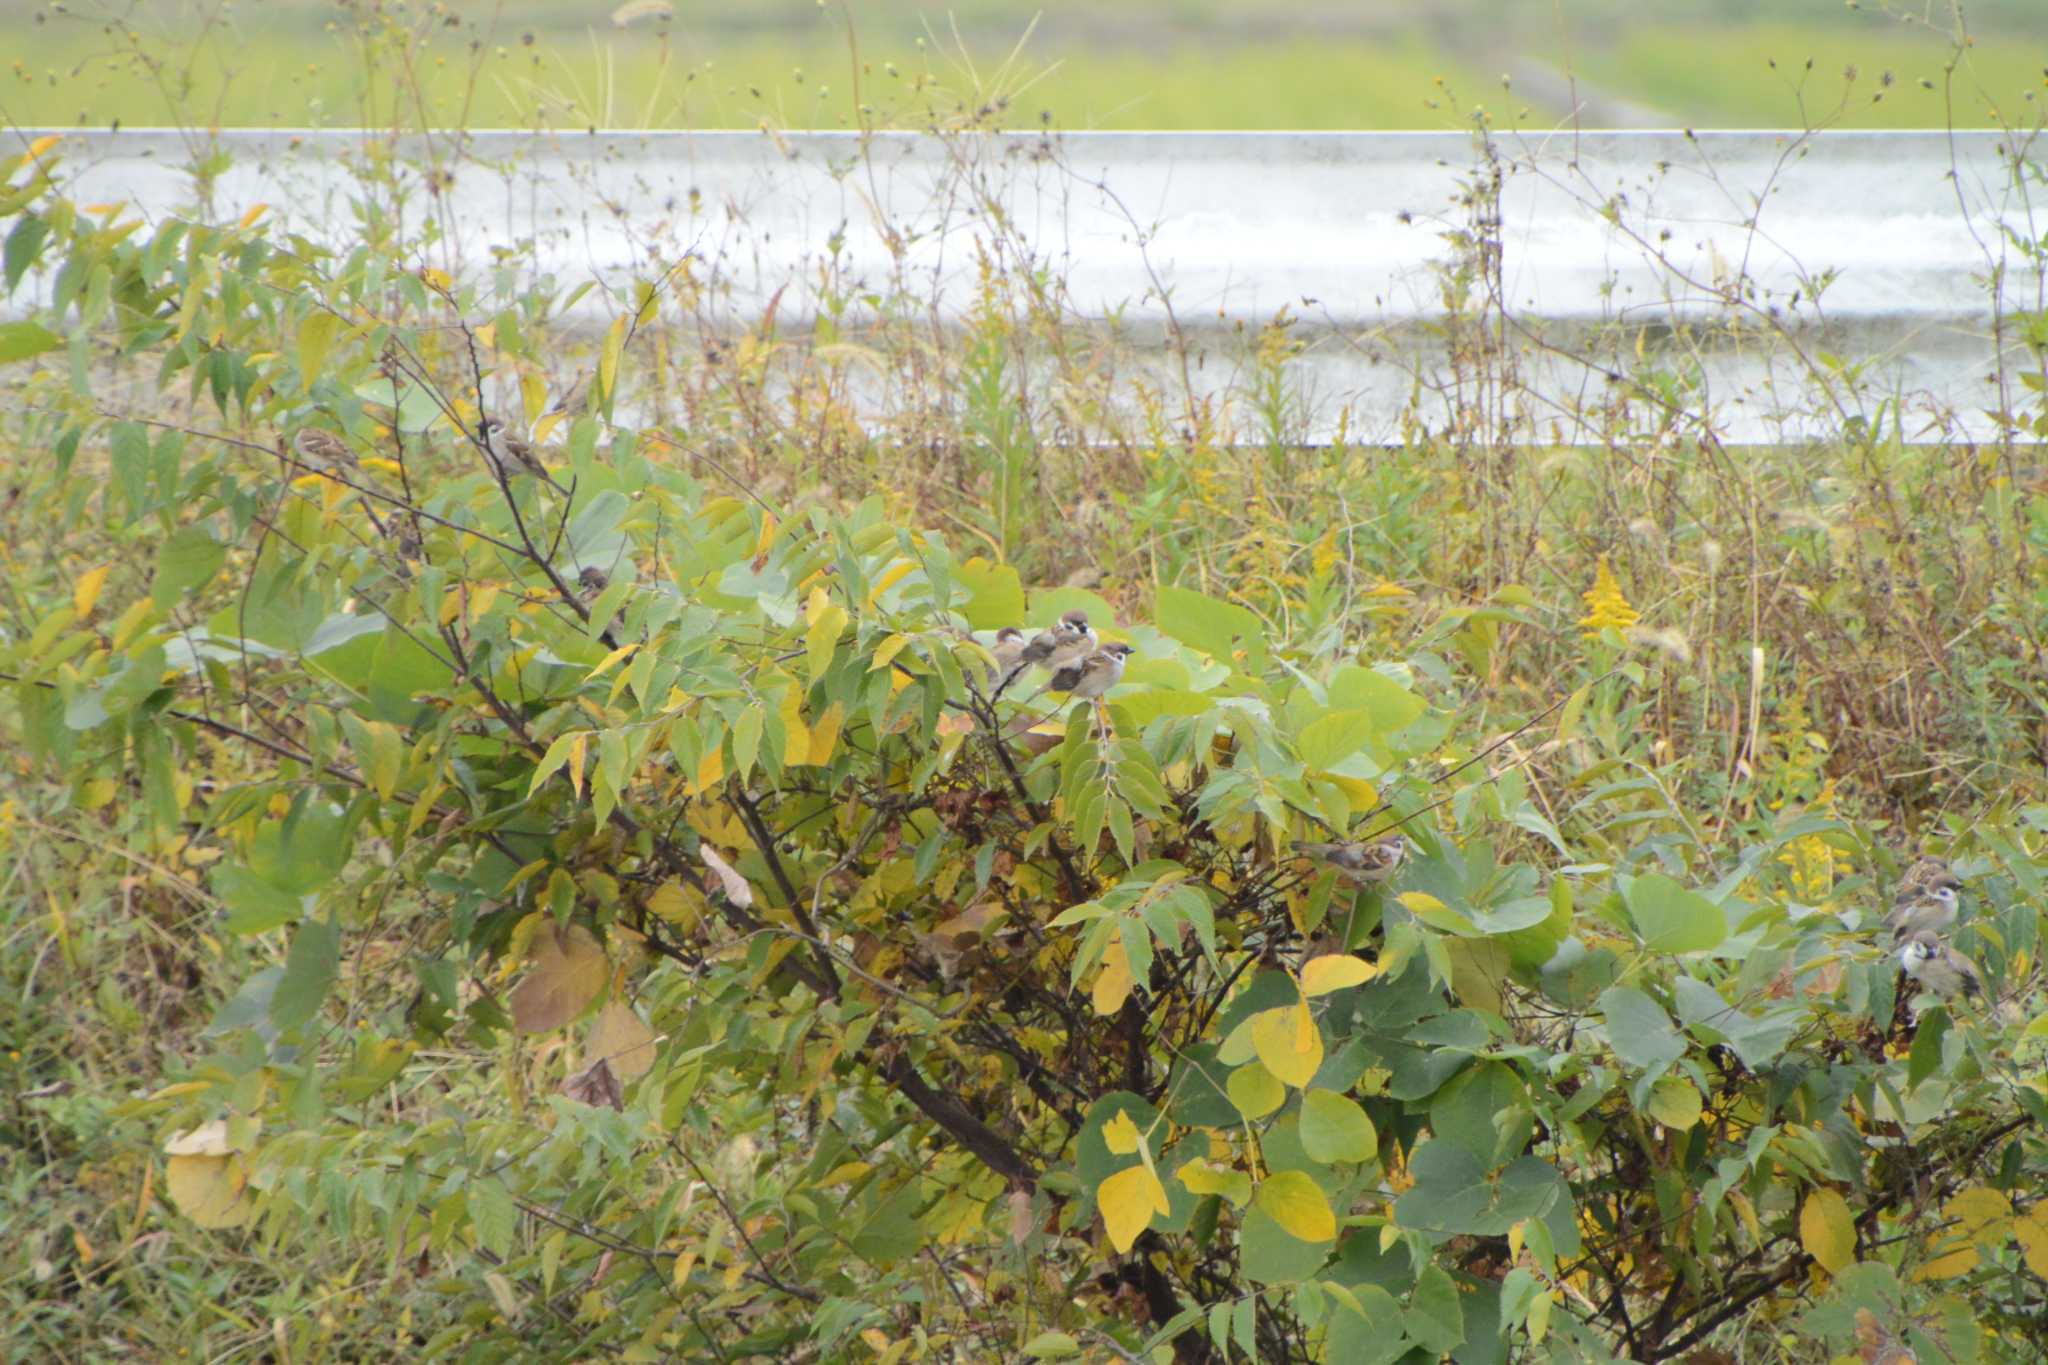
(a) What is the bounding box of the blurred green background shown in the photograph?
[0,0,2042,132]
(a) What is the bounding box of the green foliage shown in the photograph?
[3,76,2048,1365]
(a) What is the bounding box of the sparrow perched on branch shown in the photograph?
[1898,931,1982,1001]
[1292,835,1410,887]
[1011,609,1092,670]
[1894,856,1954,899]
[292,427,357,470]
[479,416,567,491]
[986,626,1029,689]
[1883,873,1962,941]
[575,565,610,607]
[1028,641,1133,706]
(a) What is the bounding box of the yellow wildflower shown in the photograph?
[1578,554,1640,638]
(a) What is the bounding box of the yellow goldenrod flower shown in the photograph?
[1578,554,1640,638]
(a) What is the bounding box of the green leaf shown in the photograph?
[3,212,50,293]
[1405,1264,1466,1353]
[152,527,227,604]
[1296,709,1376,772]
[1625,873,1726,953]
[1596,985,1686,1072]
[1298,1089,1377,1164]
[1239,1205,1332,1285]
[1907,1007,1950,1091]
[954,556,1025,630]
[469,1179,517,1260]
[1326,665,1426,732]
[1156,584,1267,673]
[295,310,342,390]
[0,319,62,364]
[270,917,340,1034]
[1646,1076,1703,1130]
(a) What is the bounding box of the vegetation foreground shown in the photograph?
[4,49,2048,1365]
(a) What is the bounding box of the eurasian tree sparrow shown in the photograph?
[1000,611,1094,693]
[1293,836,1410,887]
[987,627,1028,689]
[1028,641,1133,706]
[1895,856,1954,899]
[1898,932,1981,1000]
[292,427,356,470]
[479,416,566,490]
[1883,875,1962,941]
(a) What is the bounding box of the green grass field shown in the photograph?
[1,3,2039,131]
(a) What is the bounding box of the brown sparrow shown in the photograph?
[479,416,565,490]
[292,427,356,470]
[1898,932,1981,1001]
[1895,856,1954,899]
[1883,875,1962,941]
[575,565,610,606]
[987,626,1029,689]
[1016,611,1094,671]
[1293,836,1410,886]
[1029,641,1133,705]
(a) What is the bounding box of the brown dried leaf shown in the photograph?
[508,922,609,1033]
[1007,1189,1034,1247]
[562,1056,625,1111]
[699,845,754,907]
[162,1120,232,1157]
[588,999,656,1079]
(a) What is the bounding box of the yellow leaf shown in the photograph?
[1799,1189,1856,1274]
[808,700,844,766]
[598,315,625,408]
[507,922,609,1033]
[587,642,640,680]
[1102,1110,1141,1156]
[1396,891,1447,915]
[2014,1206,2048,1278]
[870,633,911,672]
[645,880,702,930]
[587,999,656,1079]
[567,732,588,800]
[26,134,62,162]
[359,457,404,478]
[1256,1170,1336,1243]
[237,202,269,228]
[1092,940,1134,1016]
[1301,954,1376,996]
[1917,1238,1978,1280]
[1098,1164,1170,1254]
[1178,1159,1251,1206]
[778,685,811,768]
[1944,1186,2012,1246]
[1250,1002,1324,1089]
[866,558,917,607]
[1225,1061,1286,1119]
[693,745,724,794]
[164,1153,253,1229]
[74,565,110,619]
[805,594,848,683]
[1729,1191,1764,1248]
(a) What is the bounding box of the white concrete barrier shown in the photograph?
[12,127,2046,442]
